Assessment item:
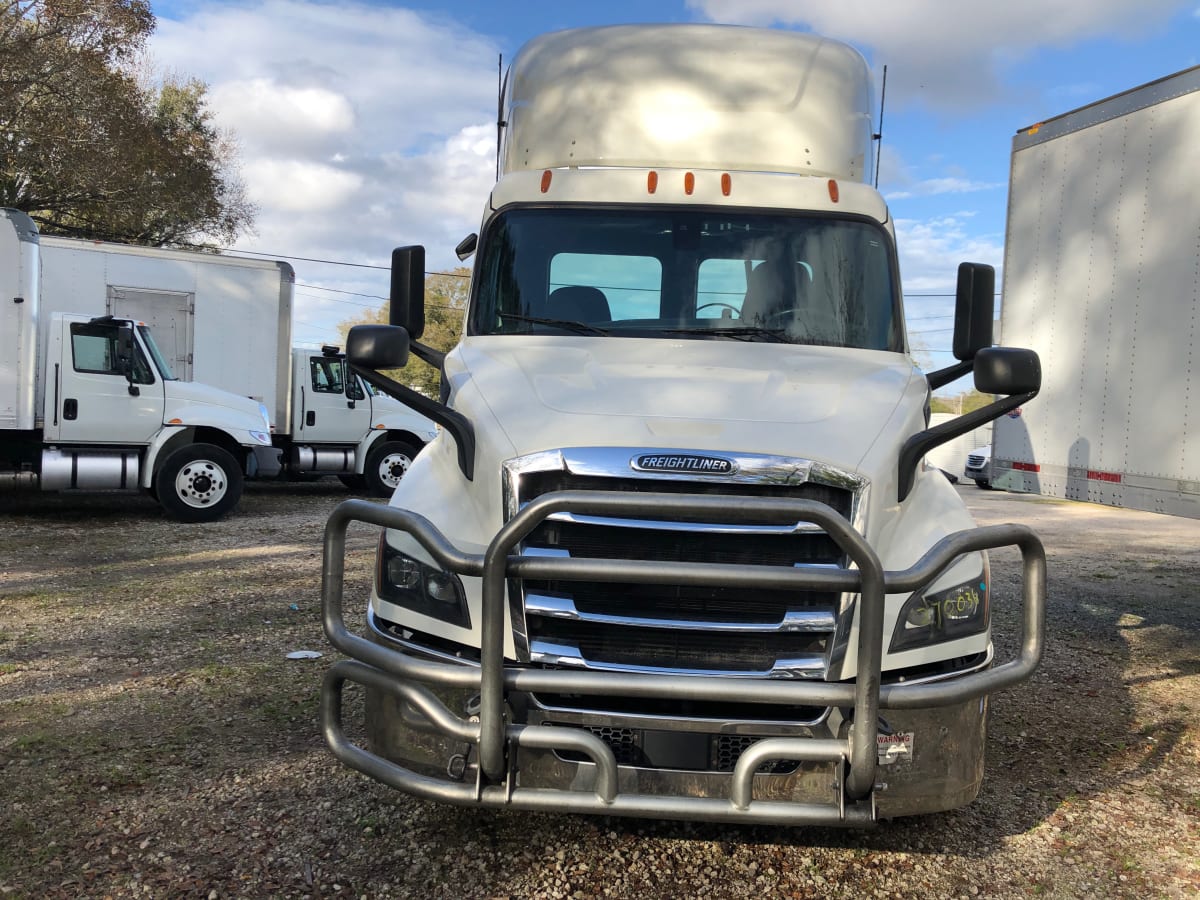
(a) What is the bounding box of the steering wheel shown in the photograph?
[695,302,742,316]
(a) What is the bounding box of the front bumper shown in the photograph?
[320,493,1045,826]
[248,445,283,478]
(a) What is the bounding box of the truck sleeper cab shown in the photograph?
[317,24,1046,825]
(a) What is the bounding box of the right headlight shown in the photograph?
[376,535,470,629]
[889,557,990,653]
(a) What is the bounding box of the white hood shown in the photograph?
[448,336,919,472]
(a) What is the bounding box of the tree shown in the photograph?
[0,0,254,247]
[930,389,994,415]
[339,268,469,399]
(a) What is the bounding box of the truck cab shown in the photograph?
[318,25,1047,825]
[287,345,437,495]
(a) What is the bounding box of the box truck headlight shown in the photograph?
[890,562,989,653]
[377,537,470,628]
[249,430,272,445]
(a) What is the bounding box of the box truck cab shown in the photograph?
[289,345,436,495]
[319,25,1047,825]
[1,209,281,521]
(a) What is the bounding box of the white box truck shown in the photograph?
[36,235,437,497]
[992,65,1200,518]
[318,25,1048,825]
[1,208,282,521]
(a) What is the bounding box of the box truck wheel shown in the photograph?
[365,440,418,497]
[155,443,243,522]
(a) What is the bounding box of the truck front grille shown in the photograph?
[507,450,865,680]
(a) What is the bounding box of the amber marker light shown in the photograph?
[540,170,553,193]
[828,179,840,203]
[168,418,183,425]
[647,171,658,194]
[721,173,732,196]
[684,172,695,195]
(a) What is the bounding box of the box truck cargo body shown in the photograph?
[1,209,281,521]
[318,25,1048,825]
[993,66,1200,517]
[36,236,436,496]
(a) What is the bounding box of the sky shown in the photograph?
[148,0,1200,381]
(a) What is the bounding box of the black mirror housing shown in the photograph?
[390,245,426,340]
[953,263,995,361]
[974,346,1041,395]
[346,324,410,370]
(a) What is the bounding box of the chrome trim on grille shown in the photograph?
[502,447,870,674]
[530,639,828,679]
[526,592,837,632]
[540,511,826,534]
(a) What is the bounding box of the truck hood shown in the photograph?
[452,336,917,470]
[164,379,269,429]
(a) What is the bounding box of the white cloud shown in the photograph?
[149,1,501,342]
[687,0,1186,109]
[895,214,1004,293]
[886,177,1004,201]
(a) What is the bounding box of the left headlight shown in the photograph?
[890,557,989,653]
[376,535,470,629]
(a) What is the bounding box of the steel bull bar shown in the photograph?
[320,493,1046,826]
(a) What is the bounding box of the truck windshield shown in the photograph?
[137,325,178,380]
[470,208,902,351]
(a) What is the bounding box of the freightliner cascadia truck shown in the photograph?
[319,25,1048,825]
[1,208,281,521]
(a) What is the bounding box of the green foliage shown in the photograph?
[930,389,994,415]
[0,0,254,246]
[339,267,469,399]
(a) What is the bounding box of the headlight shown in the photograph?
[249,430,272,445]
[890,558,989,653]
[376,536,470,628]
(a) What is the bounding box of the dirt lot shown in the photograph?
[1,482,1198,899]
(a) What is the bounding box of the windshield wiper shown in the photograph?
[661,326,793,343]
[498,312,609,336]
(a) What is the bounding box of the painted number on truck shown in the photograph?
[877,732,914,765]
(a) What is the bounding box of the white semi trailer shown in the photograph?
[35,234,436,496]
[993,65,1200,518]
[319,25,1048,825]
[0,209,281,521]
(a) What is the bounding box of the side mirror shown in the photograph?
[116,326,140,395]
[390,245,426,340]
[346,324,410,370]
[953,262,995,361]
[974,346,1041,395]
[455,233,478,261]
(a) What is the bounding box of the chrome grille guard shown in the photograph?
[320,492,1045,826]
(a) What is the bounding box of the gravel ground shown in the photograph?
[1,481,1198,899]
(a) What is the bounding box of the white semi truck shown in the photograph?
[993,65,1200,518]
[34,233,436,496]
[1,208,282,521]
[319,25,1048,825]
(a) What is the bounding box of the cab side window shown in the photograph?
[310,358,345,394]
[70,322,154,384]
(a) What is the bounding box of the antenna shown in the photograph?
[495,53,504,182]
[874,64,888,189]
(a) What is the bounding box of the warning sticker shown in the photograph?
[877,732,914,765]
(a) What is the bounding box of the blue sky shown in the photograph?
[149,0,1200,381]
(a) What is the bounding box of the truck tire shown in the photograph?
[364,439,419,497]
[974,478,992,490]
[155,443,243,522]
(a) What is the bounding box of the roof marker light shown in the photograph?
[684,172,695,195]
[540,170,553,193]
[647,171,658,194]
[828,179,840,203]
[721,173,732,196]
